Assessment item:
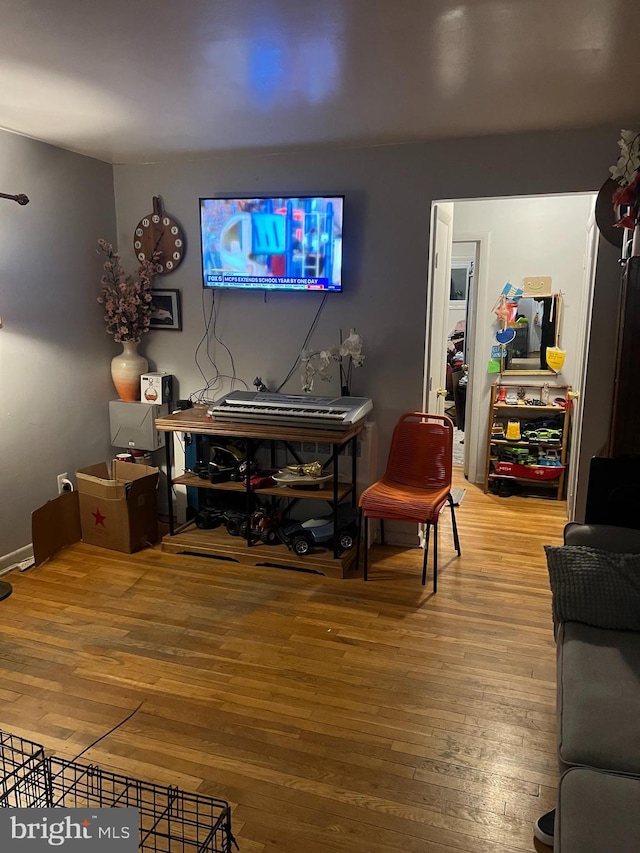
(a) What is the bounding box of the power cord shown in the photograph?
[65,700,240,850]
[211,291,243,391]
[191,288,327,399]
[70,701,144,763]
[190,290,248,403]
[276,293,328,392]
[191,291,216,401]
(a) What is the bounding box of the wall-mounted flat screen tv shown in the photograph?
[199,195,344,292]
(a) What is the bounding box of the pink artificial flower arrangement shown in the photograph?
[612,173,640,230]
[97,239,156,342]
[610,130,640,230]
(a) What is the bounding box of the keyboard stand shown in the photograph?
[155,405,366,579]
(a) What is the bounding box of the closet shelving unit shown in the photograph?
[484,381,571,500]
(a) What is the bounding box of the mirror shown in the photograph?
[501,294,561,374]
[450,263,472,303]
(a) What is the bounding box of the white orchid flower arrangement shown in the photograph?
[610,130,640,187]
[300,330,365,394]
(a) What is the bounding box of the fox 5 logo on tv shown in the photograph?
[0,809,138,850]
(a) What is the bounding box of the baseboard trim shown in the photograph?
[0,544,34,576]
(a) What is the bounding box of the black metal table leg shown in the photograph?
[332,444,340,559]
[165,430,174,536]
[351,435,357,507]
[245,438,253,545]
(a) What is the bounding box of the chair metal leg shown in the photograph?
[433,521,438,593]
[363,515,369,581]
[356,507,363,575]
[379,519,386,545]
[448,494,461,555]
[421,523,430,585]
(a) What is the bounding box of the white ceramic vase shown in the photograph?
[111,340,148,402]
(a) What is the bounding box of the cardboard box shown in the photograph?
[32,491,82,567]
[32,461,159,564]
[76,461,159,552]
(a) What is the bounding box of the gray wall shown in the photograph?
[0,128,117,562]
[114,125,622,528]
[0,123,624,561]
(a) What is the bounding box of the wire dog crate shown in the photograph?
[0,730,234,852]
[0,730,49,809]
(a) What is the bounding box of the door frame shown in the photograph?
[424,195,599,497]
[423,221,490,483]
[422,202,453,413]
[566,210,599,518]
[450,231,490,483]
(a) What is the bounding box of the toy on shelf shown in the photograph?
[275,506,359,556]
[494,460,564,481]
[506,420,521,440]
[273,470,333,488]
[226,507,283,544]
[273,460,333,488]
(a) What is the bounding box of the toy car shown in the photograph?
[276,506,359,556]
[494,460,564,480]
[194,507,227,530]
[225,512,247,537]
[230,507,283,543]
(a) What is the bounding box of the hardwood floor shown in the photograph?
[0,474,567,852]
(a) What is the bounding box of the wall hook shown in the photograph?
[0,192,29,205]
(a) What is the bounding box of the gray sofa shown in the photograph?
[544,522,640,852]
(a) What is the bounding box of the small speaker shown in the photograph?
[109,401,168,451]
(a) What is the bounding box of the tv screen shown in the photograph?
[199,195,344,292]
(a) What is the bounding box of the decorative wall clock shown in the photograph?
[133,196,185,275]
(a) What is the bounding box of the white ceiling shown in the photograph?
[1,0,639,165]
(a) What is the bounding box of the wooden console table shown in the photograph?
[155,405,365,578]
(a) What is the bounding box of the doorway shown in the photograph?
[424,192,599,518]
[446,239,477,477]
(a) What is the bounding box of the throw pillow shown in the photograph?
[545,545,640,630]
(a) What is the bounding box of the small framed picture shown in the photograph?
[149,289,181,331]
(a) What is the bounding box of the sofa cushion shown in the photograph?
[557,622,640,773]
[557,767,640,853]
[564,522,640,553]
[545,545,640,630]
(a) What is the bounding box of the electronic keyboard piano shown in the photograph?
[207,391,373,429]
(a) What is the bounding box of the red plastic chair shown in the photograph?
[357,412,461,591]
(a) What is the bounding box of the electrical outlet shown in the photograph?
[56,472,68,494]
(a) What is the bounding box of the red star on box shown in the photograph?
[92,508,106,527]
[81,819,91,827]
